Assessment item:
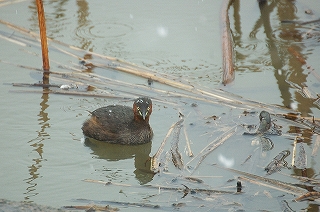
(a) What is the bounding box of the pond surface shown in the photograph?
[0,0,320,211]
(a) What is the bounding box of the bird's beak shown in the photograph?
[140,108,148,120]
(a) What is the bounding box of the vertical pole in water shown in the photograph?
[36,0,50,84]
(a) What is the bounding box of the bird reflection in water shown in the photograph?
[84,138,154,185]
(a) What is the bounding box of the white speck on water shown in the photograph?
[109,110,112,113]
[60,84,71,90]
[218,154,234,168]
[157,26,168,37]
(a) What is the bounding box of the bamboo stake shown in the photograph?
[36,0,50,85]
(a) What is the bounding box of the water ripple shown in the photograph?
[75,21,133,40]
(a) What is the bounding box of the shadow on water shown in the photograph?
[84,138,154,185]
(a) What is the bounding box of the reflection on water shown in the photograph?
[76,0,92,50]
[84,138,154,184]
[233,0,318,116]
[24,89,50,201]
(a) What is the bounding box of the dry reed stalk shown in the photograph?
[291,137,297,167]
[220,0,235,85]
[312,135,320,156]
[183,126,194,157]
[1,19,297,114]
[170,115,185,170]
[216,166,306,196]
[10,89,122,99]
[239,176,305,196]
[151,120,180,173]
[186,125,237,173]
[294,191,320,202]
[64,205,118,211]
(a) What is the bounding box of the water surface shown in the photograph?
[0,0,319,211]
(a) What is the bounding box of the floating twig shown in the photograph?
[69,198,160,209]
[151,122,176,173]
[83,178,233,197]
[294,191,320,202]
[186,125,237,173]
[64,204,119,211]
[215,165,306,196]
[170,114,185,170]
[312,135,320,156]
[183,125,194,157]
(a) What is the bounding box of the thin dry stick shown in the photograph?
[239,176,305,196]
[183,125,193,157]
[294,191,320,202]
[0,34,26,46]
[220,0,235,85]
[291,137,297,167]
[170,116,185,170]
[312,135,320,157]
[83,179,132,187]
[215,165,306,196]
[83,178,233,195]
[0,0,26,7]
[64,205,118,212]
[186,125,237,173]
[10,89,123,99]
[151,120,181,173]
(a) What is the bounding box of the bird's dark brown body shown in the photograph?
[82,97,153,145]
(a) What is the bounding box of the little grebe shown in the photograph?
[82,97,153,145]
